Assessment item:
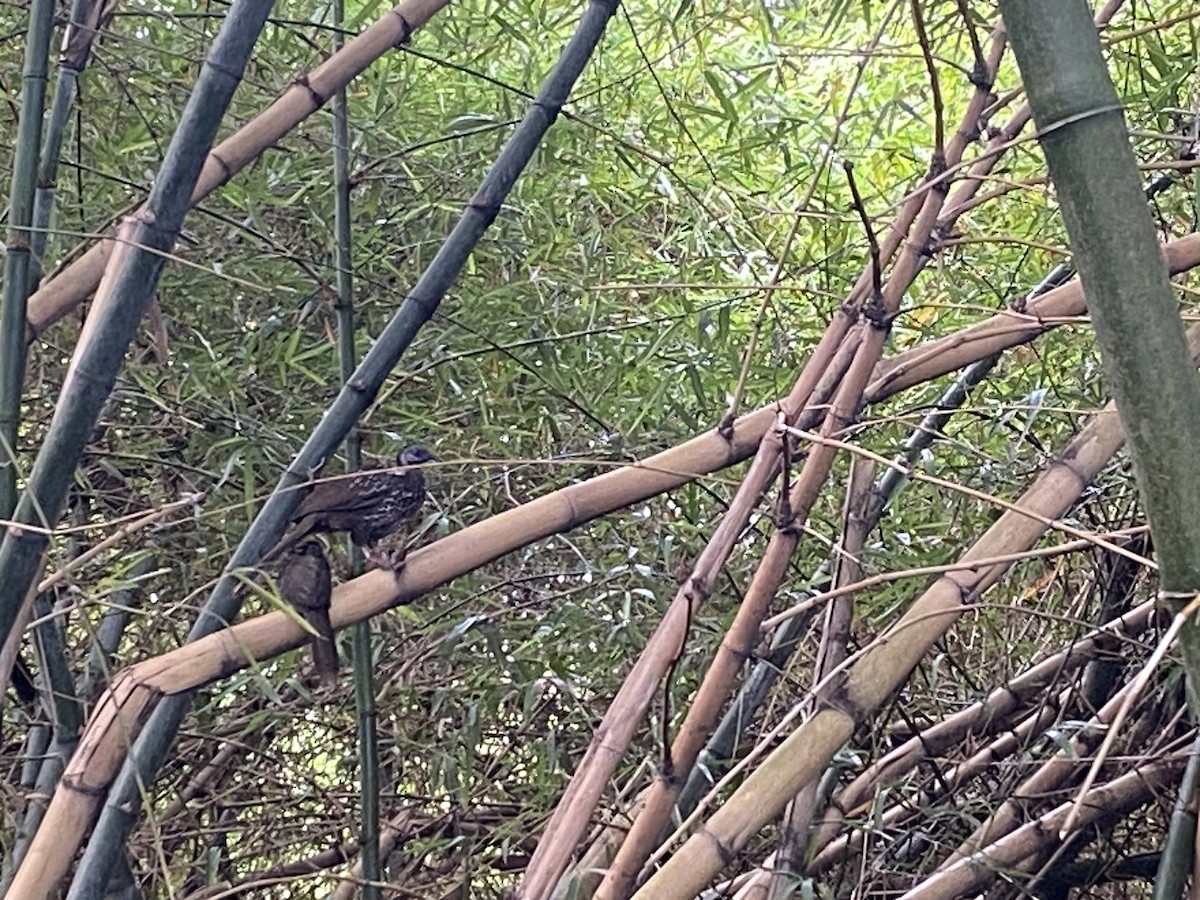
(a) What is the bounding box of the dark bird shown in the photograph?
[276,445,435,572]
[279,541,337,686]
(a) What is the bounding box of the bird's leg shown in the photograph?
[364,531,409,578]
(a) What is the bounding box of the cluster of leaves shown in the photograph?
[2,0,1199,895]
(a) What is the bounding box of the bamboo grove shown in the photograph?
[2,0,1200,898]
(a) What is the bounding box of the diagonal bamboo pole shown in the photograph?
[5,395,789,898]
[590,44,1008,900]
[897,753,1185,900]
[630,324,1200,900]
[21,0,451,341]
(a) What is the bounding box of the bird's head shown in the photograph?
[398,445,437,467]
[294,541,326,559]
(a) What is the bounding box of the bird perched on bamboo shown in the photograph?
[278,540,337,686]
[274,444,435,573]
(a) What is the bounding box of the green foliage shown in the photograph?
[1,0,1198,895]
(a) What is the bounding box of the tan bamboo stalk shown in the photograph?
[2,393,794,898]
[731,688,1069,896]
[808,595,1158,867]
[630,326,1200,899]
[897,754,1185,900]
[765,457,873,899]
[808,689,1069,877]
[867,233,1200,403]
[22,0,450,340]
[519,311,861,900]
[587,39,1007,893]
[934,663,1169,874]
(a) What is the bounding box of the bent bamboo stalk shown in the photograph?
[24,0,451,340]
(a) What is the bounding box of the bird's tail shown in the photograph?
[301,608,339,687]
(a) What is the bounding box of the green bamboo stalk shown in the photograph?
[331,1,382,893]
[66,3,619,895]
[1154,730,1200,899]
[0,0,56,518]
[999,0,1200,691]
[29,0,114,285]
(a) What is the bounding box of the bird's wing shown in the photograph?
[268,515,320,562]
[293,473,396,518]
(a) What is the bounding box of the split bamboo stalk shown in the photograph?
[897,753,1185,900]
[808,595,1158,868]
[630,325,1200,899]
[22,0,451,340]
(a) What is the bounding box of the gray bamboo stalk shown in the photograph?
[1153,730,1200,899]
[0,0,273,665]
[330,0,381,892]
[999,0,1200,683]
[29,0,114,286]
[0,0,56,517]
[61,4,619,895]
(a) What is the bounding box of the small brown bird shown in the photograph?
[278,541,337,686]
[276,445,435,571]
